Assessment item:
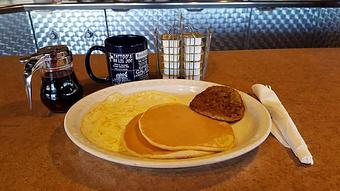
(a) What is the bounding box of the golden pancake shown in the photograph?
[81,90,193,152]
[139,103,235,152]
[123,114,214,159]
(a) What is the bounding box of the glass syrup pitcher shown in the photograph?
[21,45,83,113]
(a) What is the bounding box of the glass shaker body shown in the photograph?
[22,45,83,113]
[40,59,83,113]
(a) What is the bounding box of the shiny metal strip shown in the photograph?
[27,11,38,51]
[2,1,340,14]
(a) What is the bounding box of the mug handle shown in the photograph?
[85,45,110,83]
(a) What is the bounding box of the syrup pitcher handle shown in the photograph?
[85,45,110,83]
[23,58,44,110]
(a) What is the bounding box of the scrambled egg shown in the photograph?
[81,90,192,152]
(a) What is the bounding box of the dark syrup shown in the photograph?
[40,70,83,113]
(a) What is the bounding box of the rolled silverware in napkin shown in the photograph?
[252,84,314,165]
[271,122,290,148]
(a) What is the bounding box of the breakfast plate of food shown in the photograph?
[64,79,271,168]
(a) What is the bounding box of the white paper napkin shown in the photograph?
[252,84,314,165]
[271,122,290,148]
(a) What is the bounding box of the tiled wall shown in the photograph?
[0,12,35,55]
[0,7,340,55]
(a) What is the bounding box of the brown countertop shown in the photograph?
[0,49,339,190]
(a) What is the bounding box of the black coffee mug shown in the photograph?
[85,35,149,85]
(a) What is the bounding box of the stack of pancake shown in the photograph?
[123,86,245,159]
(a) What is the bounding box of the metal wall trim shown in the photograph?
[2,1,340,15]
[27,11,38,51]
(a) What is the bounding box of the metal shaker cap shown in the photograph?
[20,45,72,64]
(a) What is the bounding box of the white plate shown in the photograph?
[64,79,271,168]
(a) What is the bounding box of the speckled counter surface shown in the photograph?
[0,49,339,190]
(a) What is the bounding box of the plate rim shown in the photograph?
[64,79,271,169]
